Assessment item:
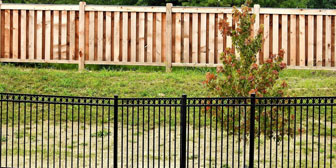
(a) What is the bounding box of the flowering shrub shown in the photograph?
[203,1,293,140]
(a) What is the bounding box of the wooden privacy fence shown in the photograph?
[1,2,336,71]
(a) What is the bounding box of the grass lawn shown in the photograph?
[0,63,335,98]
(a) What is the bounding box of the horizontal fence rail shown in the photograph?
[0,93,335,167]
[0,2,336,71]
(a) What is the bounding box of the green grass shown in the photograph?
[0,63,336,98]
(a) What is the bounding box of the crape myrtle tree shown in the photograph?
[203,0,294,141]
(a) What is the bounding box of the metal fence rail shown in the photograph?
[0,93,335,167]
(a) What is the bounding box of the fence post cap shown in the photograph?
[114,95,118,98]
[182,94,187,98]
[79,1,86,5]
[254,4,260,8]
[166,3,173,7]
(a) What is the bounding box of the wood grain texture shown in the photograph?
[200,13,206,64]
[29,10,35,59]
[325,15,331,67]
[299,15,305,66]
[281,15,288,64]
[307,15,314,66]
[105,11,112,61]
[183,13,189,63]
[272,14,279,55]
[316,15,322,66]
[175,13,181,63]
[20,10,26,60]
[12,10,19,59]
[78,2,86,70]
[139,12,145,63]
[36,10,43,60]
[89,11,95,61]
[53,10,59,60]
[290,14,296,66]
[69,11,76,60]
[217,14,224,64]
[113,11,120,62]
[263,14,270,61]
[4,10,10,58]
[45,11,51,61]
[131,12,136,63]
[97,11,103,61]
[61,11,67,60]
[122,12,128,62]
[155,12,162,63]
[209,13,215,64]
[147,12,153,63]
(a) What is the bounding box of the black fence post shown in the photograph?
[180,94,187,168]
[249,93,256,168]
[114,95,118,168]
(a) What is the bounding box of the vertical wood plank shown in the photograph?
[4,10,10,58]
[281,15,288,64]
[307,15,314,67]
[290,15,296,66]
[53,11,59,60]
[325,15,331,67]
[105,12,112,61]
[156,13,162,63]
[45,11,51,61]
[183,13,189,63]
[78,2,86,70]
[12,10,19,59]
[36,10,43,60]
[147,12,153,63]
[131,12,136,63]
[226,14,232,49]
[272,14,279,55]
[122,12,128,62]
[139,12,145,63]
[217,14,224,63]
[97,11,103,61]
[69,11,76,60]
[175,13,181,63]
[113,11,120,62]
[200,13,206,64]
[263,14,270,61]
[299,15,305,66]
[89,12,95,61]
[316,15,323,66]
[20,10,26,60]
[61,11,67,60]
[29,10,35,59]
[254,5,260,64]
[192,13,198,64]
[165,3,172,72]
[209,13,215,64]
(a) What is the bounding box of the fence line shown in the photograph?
[0,93,335,167]
[0,2,336,71]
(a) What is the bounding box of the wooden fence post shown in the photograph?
[78,1,86,71]
[253,4,260,64]
[165,3,173,72]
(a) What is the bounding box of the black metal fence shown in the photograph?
[0,93,335,167]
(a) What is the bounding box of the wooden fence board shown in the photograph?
[273,14,279,55]
[325,15,331,67]
[20,10,26,60]
[89,11,95,61]
[316,15,323,66]
[299,15,305,66]
[192,13,198,64]
[217,14,224,63]
[45,11,51,61]
[307,15,314,66]
[69,11,76,60]
[264,14,270,61]
[147,12,153,63]
[113,11,120,62]
[156,12,162,63]
[97,11,103,61]
[131,12,136,63]
[28,10,35,59]
[209,13,215,64]
[53,11,59,60]
[290,15,296,66]
[200,13,206,64]
[183,13,189,63]
[61,11,67,60]
[12,10,19,59]
[4,10,10,58]
[36,10,43,60]
[175,13,181,63]
[105,11,112,61]
[139,12,145,63]
[281,15,288,64]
